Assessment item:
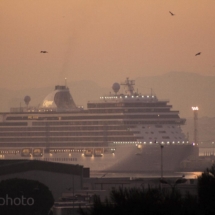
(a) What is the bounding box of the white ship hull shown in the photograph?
[0,78,199,172]
[0,144,198,172]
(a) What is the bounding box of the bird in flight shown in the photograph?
[101,173,107,178]
[169,11,175,16]
[195,52,201,56]
[40,51,48,53]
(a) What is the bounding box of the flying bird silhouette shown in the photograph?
[40,51,48,53]
[169,11,175,16]
[195,52,201,56]
[101,173,107,178]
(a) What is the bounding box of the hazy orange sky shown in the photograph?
[1,0,215,90]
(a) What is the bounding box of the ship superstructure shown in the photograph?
[0,78,198,171]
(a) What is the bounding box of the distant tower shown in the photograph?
[192,106,199,145]
[24,96,31,107]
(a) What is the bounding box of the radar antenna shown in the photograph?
[121,77,135,95]
[112,83,120,94]
[24,96,31,107]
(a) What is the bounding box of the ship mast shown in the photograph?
[121,77,135,95]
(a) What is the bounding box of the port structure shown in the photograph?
[192,106,199,145]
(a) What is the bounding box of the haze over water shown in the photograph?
[1,0,215,141]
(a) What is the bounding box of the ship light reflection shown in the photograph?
[111,148,116,155]
[30,153,33,159]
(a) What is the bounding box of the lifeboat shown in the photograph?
[84,149,93,157]
[33,148,43,157]
[21,148,32,157]
[94,148,103,157]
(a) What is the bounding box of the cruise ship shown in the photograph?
[0,78,198,172]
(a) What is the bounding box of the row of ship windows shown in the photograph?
[0,126,180,132]
[88,102,168,108]
[0,121,182,127]
[0,149,85,154]
[114,141,188,144]
[6,115,179,120]
[142,126,178,128]
[0,137,137,142]
[0,123,27,126]
[32,121,181,126]
[6,110,176,119]
[0,143,110,147]
[0,136,183,142]
[0,149,113,154]
[144,131,178,134]
[0,126,134,132]
[44,158,77,162]
[88,109,173,113]
[142,136,182,139]
[0,131,137,136]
